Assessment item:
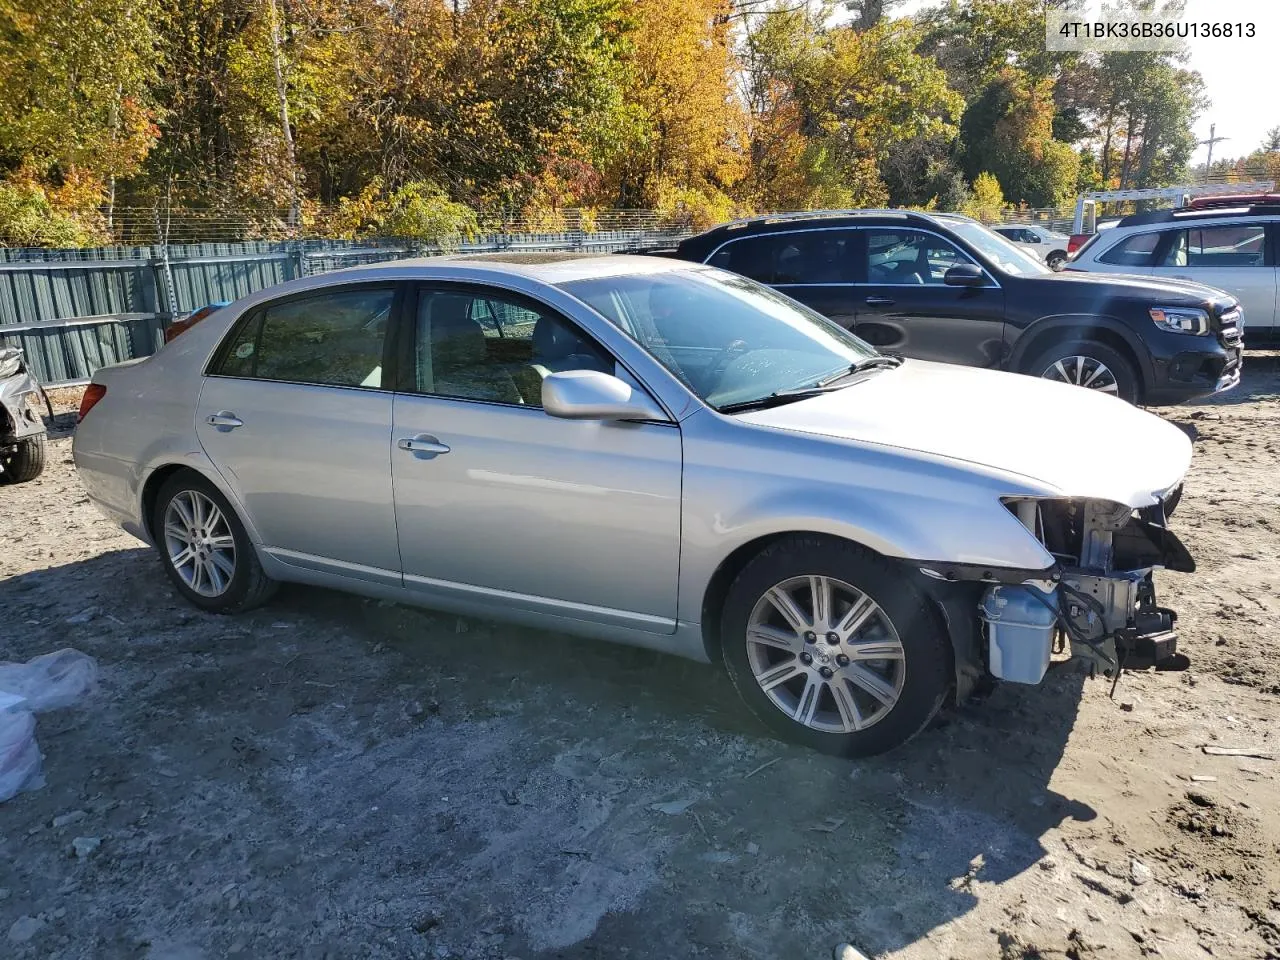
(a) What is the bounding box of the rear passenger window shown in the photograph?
[1098,232,1161,267]
[1159,224,1266,267]
[709,231,855,284]
[212,287,394,388]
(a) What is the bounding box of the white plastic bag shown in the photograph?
[0,649,97,712]
[0,706,41,802]
[0,649,95,803]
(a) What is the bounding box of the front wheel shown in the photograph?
[719,536,951,757]
[1,434,46,483]
[1026,339,1140,404]
[152,471,277,613]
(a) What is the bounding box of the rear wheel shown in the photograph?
[1027,339,1140,404]
[152,471,276,613]
[719,536,951,757]
[1046,250,1067,270]
[1,434,45,483]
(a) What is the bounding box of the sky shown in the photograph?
[884,0,1280,166]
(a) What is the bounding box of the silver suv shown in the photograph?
[1068,200,1278,342]
[74,255,1195,755]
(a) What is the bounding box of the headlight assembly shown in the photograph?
[1149,306,1210,336]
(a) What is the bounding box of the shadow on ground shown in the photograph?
[1,544,1094,960]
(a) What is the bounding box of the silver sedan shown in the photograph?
[74,255,1196,754]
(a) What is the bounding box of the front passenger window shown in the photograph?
[413,290,613,407]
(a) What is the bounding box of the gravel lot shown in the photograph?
[2,360,1278,960]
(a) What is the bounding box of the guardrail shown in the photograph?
[0,230,685,386]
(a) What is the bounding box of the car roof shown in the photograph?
[211,253,705,317]
[673,209,981,257]
[384,252,698,283]
[1116,205,1280,228]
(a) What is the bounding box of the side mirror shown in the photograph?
[943,264,987,287]
[542,370,668,422]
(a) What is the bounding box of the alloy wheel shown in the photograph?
[745,575,906,733]
[163,490,237,597]
[1041,355,1119,394]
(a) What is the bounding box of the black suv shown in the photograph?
[660,210,1243,404]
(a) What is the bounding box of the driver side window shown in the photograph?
[865,229,976,285]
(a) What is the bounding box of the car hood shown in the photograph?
[736,360,1192,507]
[1049,269,1236,308]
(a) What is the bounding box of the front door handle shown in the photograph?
[397,434,451,459]
[864,296,895,306]
[206,412,243,429]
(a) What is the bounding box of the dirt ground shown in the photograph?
[1,360,1278,960]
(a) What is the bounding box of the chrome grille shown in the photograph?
[1218,307,1242,344]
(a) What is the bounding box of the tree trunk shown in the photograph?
[1119,112,1135,189]
[267,0,301,229]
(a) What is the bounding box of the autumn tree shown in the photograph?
[959,67,1079,206]
[0,0,161,227]
[602,0,744,214]
[738,5,961,210]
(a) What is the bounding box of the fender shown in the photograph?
[676,483,1055,627]
[1007,312,1155,384]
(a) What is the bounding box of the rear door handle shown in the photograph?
[206,412,243,429]
[864,296,895,306]
[397,434,451,458]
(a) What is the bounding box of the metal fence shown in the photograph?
[0,229,687,386]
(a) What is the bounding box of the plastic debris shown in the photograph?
[834,943,872,960]
[0,708,40,803]
[0,649,97,803]
[0,649,97,712]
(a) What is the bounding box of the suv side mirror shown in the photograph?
[943,264,987,287]
[542,370,668,422]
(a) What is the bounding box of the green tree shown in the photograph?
[959,68,1079,206]
[958,170,1006,220]
[0,0,162,217]
[738,6,962,210]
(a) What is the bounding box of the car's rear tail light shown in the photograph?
[164,304,221,344]
[77,384,106,422]
[1067,233,1089,254]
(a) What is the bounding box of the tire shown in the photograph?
[152,470,277,613]
[1026,338,1140,404]
[1,434,46,483]
[1046,250,1067,270]
[719,536,951,757]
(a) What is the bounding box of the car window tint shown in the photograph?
[212,287,393,388]
[414,290,612,407]
[1099,232,1162,266]
[709,231,855,284]
[865,229,975,285]
[1182,224,1266,266]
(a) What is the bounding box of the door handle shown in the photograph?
[397,435,451,458]
[864,296,895,306]
[206,412,243,429]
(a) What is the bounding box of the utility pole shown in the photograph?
[1199,124,1229,182]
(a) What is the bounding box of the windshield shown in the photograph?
[942,219,1052,276]
[560,269,879,410]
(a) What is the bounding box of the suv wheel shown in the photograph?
[153,471,277,613]
[719,536,950,757]
[1046,250,1067,270]
[1026,339,1139,404]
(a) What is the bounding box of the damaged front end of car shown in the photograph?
[917,486,1192,700]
